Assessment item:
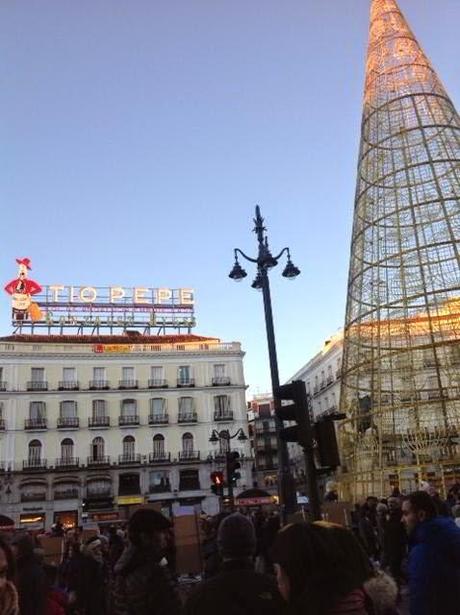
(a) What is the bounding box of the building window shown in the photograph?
[153,434,165,456]
[178,366,191,385]
[91,437,105,460]
[28,440,42,464]
[118,473,140,496]
[87,479,111,497]
[60,401,77,419]
[63,368,76,382]
[178,397,195,420]
[122,435,135,458]
[121,399,137,418]
[214,364,226,378]
[182,432,194,453]
[150,398,166,418]
[219,430,230,454]
[92,400,107,419]
[60,438,74,460]
[179,469,200,491]
[31,368,45,383]
[29,401,46,420]
[149,471,171,493]
[93,367,106,383]
[214,395,230,418]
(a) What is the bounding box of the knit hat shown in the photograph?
[217,512,256,559]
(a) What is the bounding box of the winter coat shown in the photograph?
[382,510,407,565]
[329,573,398,615]
[68,553,108,615]
[185,558,283,615]
[45,588,67,615]
[0,581,19,615]
[13,536,47,615]
[408,516,460,615]
[112,544,182,615]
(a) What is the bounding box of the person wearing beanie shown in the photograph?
[111,508,181,615]
[185,512,283,615]
[68,534,108,615]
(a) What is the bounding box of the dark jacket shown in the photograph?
[408,516,460,615]
[382,510,407,564]
[112,544,182,615]
[185,558,283,615]
[68,553,108,615]
[13,535,47,615]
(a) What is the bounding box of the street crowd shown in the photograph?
[0,484,459,615]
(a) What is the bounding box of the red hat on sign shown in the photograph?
[16,257,32,270]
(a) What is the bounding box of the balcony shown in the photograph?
[0,381,7,391]
[149,483,171,494]
[214,411,234,422]
[0,419,5,431]
[89,380,110,390]
[88,416,110,428]
[58,381,80,391]
[177,379,195,388]
[27,381,48,391]
[148,379,168,389]
[23,459,48,471]
[119,415,140,427]
[87,456,111,467]
[86,488,112,500]
[118,454,142,465]
[179,450,200,462]
[178,412,197,424]
[25,418,47,430]
[54,489,79,500]
[21,492,46,502]
[119,380,139,390]
[212,377,231,386]
[149,414,169,425]
[55,457,80,469]
[149,452,171,464]
[57,417,79,429]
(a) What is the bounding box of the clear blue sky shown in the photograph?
[1,1,459,394]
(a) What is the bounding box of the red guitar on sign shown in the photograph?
[4,258,42,321]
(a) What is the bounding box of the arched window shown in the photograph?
[28,440,42,464]
[91,437,105,461]
[153,434,165,456]
[219,430,230,454]
[123,435,135,459]
[182,432,194,453]
[61,438,74,461]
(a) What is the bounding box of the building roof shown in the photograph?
[0,333,220,345]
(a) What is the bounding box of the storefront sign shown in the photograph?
[117,495,144,506]
[20,513,45,530]
[234,496,274,506]
[89,512,120,522]
[4,258,195,331]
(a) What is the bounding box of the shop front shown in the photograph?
[53,510,78,530]
[20,513,46,531]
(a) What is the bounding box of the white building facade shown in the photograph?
[0,333,251,529]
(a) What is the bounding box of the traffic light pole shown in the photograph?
[225,451,234,510]
[260,267,297,518]
[301,393,322,521]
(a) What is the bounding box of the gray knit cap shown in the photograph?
[217,512,256,559]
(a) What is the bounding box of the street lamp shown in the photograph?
[209,428,248,509]
[228,205,300,517]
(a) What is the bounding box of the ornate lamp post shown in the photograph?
[228,205,301,516]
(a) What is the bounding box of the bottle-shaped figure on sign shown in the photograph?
[4,258,42,321]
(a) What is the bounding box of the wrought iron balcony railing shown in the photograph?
[88,416,110,428]
[58,381,80,390]
[25,418,47,430]
[89,380,110,390]
[87,455,111,466]
[178,412,197,424]
[118,380,139,389]
[212,377,231,386]
[178,450,200,462]
[118,454,142,465]
[148,379,168,388]
[177,379,195,388]
[214,411,234,422]
[57,417,79,429]
[23,459,48,470]
[148,452,171,463]
[27,381,48,391]
[148,413,169,425]
[119,415,140,426]
[55,457,80,469]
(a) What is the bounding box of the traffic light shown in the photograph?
[314,418,340,468]
[274,380,310,446]
[210,471,224,496]
[226,451,241,485]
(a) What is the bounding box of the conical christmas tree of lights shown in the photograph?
[340,0,460,499]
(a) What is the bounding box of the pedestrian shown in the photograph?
[381,497,407,588]
[69,535,108,615]
[112,508,182,615]
[402,490,460,615]
[0,536,19,615]
[185,512,283,615]
[11,532,47,615]
[271,521,398,615]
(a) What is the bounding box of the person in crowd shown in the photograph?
[43,564,67,615]
[108,525,125,571]
[112,508,182,615]
[185,512,283,615]
[452,503,460,528]
[0,536,19,615]
[11,532,47,615]
[381,497,407,588]
[358,505,379,561]
[402,490,460,615]
[201,512,228,579]
[68,535,108,615]
[271,521,398,615]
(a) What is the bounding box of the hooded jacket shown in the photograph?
[408,516,460,615]
[112,544,182,615]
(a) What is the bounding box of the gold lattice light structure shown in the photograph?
[339,0,460,499]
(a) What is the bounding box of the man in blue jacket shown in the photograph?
[402,490,460,615]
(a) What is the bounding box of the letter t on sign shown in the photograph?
[49,285,64,302]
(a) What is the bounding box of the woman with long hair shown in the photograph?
[0,535,19,615]
[271,522,398,615]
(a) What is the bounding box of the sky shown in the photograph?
[1,0,459,395]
